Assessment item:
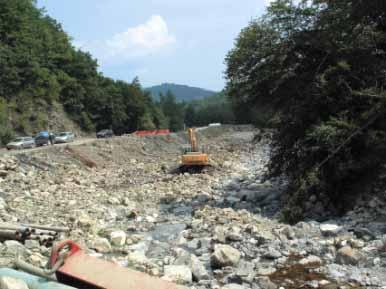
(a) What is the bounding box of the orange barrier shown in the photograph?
[134,130,170,136]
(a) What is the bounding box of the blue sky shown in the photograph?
[37,1,269,91]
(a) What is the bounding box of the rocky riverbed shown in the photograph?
[0,126,386,289]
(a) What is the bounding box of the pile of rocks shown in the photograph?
[0,128,385,288]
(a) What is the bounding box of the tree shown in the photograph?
[159,90,185,131]
[226,0,386,222]
[0,0,166,137]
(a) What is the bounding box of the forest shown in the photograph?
[0,0,236,144]
[226,0,386,222]
[0,0,169,143]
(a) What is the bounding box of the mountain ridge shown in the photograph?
[146,83,217,102]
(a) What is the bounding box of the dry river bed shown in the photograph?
[0,126,385,289]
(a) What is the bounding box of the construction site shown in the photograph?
[0,126,385,289]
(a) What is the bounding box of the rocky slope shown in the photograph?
[0,126,385,289]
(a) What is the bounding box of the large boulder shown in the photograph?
[110,230,127,246]
[163,265,192,284]
[211,244,241,268]
[174,250,209,281]
[90,238,112,253]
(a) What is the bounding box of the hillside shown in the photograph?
[146,83,216,102]
[0,0,167,144]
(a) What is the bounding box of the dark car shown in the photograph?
[96,129,113,138]
[35,131,51,147]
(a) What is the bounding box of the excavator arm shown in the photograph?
[181,128,209,166]
[188,128,197,152]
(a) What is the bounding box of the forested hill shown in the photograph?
[146,83,216,102]
[0,0,168,144]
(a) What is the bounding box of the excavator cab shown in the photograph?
[181,128,209,167]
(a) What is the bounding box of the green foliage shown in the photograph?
[0,97,14,144]
[158,91,185,131]
[184,92,235,127]
[226,0,386,221]
[0,0,168,138]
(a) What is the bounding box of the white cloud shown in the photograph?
[105,15,176,59]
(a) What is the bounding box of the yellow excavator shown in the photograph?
[181,128,209,167]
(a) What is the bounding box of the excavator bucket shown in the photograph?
[181,152,209,166]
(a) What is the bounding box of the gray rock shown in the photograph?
[110,230,126,246]
[127,251,151,266]
[0,197,7,211]
[299,255,322,266]
[91,237,112,253]
[4,240,26,256]
[320,224,341,236]
[190,255,210,281]
[255,264,276,276]
[24,239,40,249]
[336,246,363,265]
[0,277,28,289]
[226,226,243,242]
[236,260,255,277]
[255,276,277,289]
[214,226,227,243]
[211,244,241,268]
[174,250,209,281]
[163,265,192,284]
[263,248,282,259]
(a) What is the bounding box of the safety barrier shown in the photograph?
[134,129,170,136]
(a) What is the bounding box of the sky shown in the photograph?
[36,1,270,91]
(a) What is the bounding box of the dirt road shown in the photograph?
[0,137,96,156]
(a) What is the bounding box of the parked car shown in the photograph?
[96,129,113,138]
[6,137,35,150]
[34,131,51,147]
[54,132,75,144]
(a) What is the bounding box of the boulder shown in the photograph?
[174,250,209,281]
[91,238,112,253]
[336,246,363,265]
[255,276,277,289]
[163,265,192,284]
[320,224,341,236]
[4,240,26,256]
[110,230,127,246]
[211,244,241,268]
[263,248,282,259]
[226,226,243,242]
[298,255,322,266]
[127,251,152,266]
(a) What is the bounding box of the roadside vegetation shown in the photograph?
[226,0,386,222]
